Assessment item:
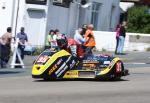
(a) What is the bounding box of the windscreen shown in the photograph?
[35,50,56,65]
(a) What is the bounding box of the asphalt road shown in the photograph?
[0,51,150,103]
[0,67,150,103]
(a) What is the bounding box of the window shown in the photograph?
[91,2,101,30]
[109,6,115,31]
[26,0,47,5]
[53,0,73,8]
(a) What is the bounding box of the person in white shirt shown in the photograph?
[71,28,86,57]
[74,28,86,45]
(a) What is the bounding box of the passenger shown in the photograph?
[73,28,86,58]
[68,38,84,58]
[84,24,96,55]
[74,28,86,46]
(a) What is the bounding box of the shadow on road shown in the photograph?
[0,71,23,75]
[33,78,129,82]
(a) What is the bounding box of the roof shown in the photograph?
[121,0,140,2]
[121,0,150,5]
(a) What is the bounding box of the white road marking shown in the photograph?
[125,63,146,65]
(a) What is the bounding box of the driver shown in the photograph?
[56,34,84,58]
[56,32,71,53]
[55,29,85,59]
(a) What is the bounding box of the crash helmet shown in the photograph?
[56,33,68,49]
[81,24,87,35]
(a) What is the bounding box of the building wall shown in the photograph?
[24,4,48,47]
[78,0,120,31]
[94,31,150,51]
[13,0,48,46]
[46,1,79,38]
[46,2,70,36]
[46,0,120,38]
[0,0,121,47]
[0,0,13,36]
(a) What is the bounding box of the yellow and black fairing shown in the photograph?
[32,49,80,79]
[63,56,128,80]
[32,49,129,80]
[94,57,125,80]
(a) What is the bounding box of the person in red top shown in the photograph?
[84,24,96,55]
[115,24,121,54]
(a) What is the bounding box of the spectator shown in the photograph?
[45,30,54,49]
[51,29,58,48]
[115,24,121,54]
[116,21,127,55]
[16,27,28,61]
[84,24,96,55]
[0,27,12,68]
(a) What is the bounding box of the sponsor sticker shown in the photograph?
[55,63,66,75]
[57,59,63,65]
[104,61,110,64]
[83,60,99,63]
[66,71,78,76]
[70,60,76,68]
[83,63,96,68]
[57,65,68,77]
[48,64,58,75]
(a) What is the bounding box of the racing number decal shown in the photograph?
[116,62,122,73]
[37,56,49,63]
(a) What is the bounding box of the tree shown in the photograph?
[127,5,150,34]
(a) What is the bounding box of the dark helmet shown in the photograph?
[56,34,68,49]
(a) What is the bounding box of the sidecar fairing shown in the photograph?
[32,49,129,80]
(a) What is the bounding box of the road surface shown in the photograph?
[0,51,150,103]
